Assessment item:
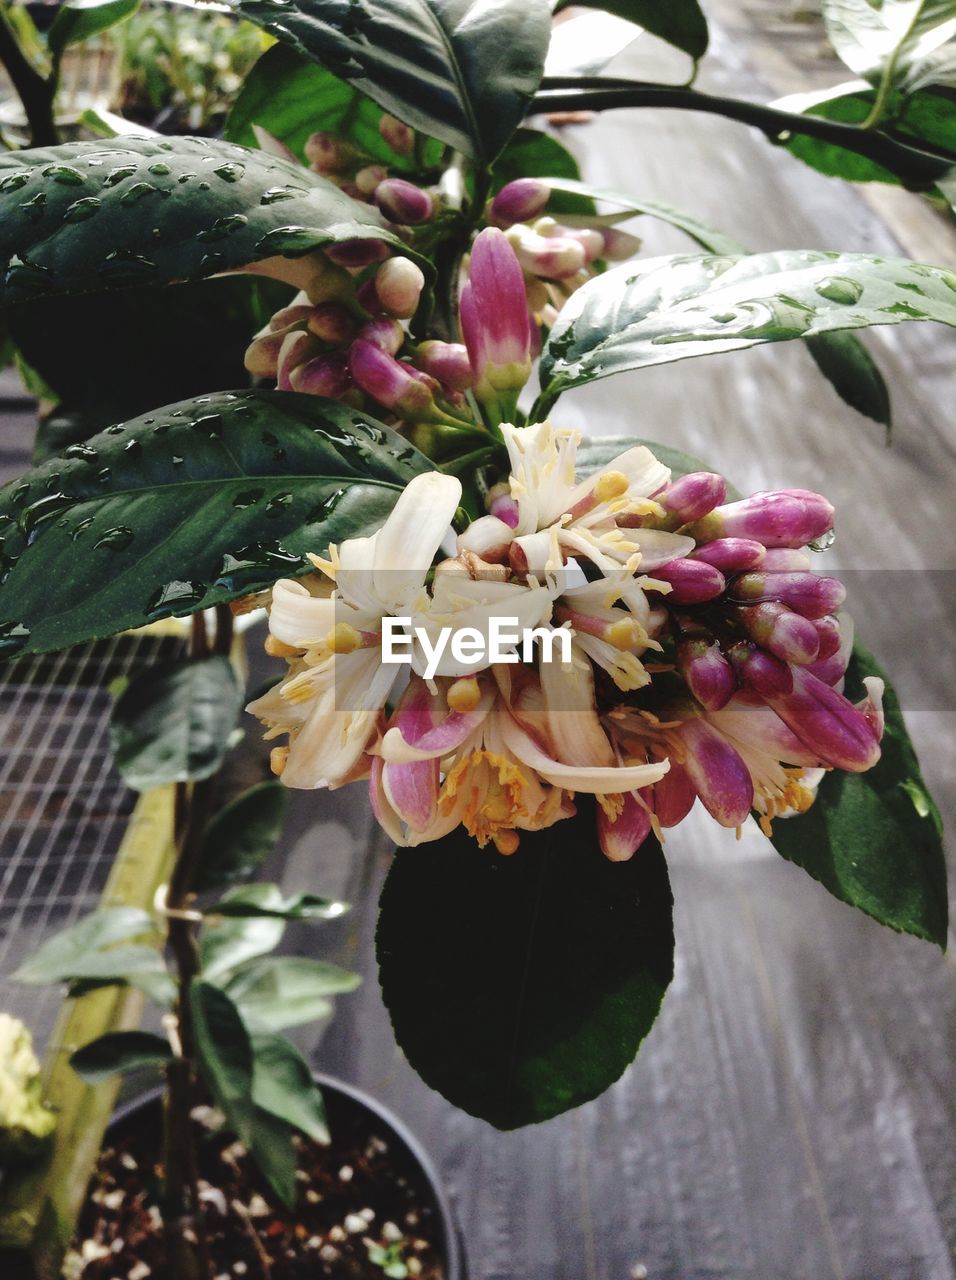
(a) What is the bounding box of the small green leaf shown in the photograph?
[536,250,956,412]
[210,882,347,921]
[0,136,409,307]
[0,390,432,658]
[190,980,255,1142]
[223,956,360,1032]
[48,0,140,58]
[201,908,286,985]
[109,656,243,791]
[769,644,947,946]
[225,44,443,171]
[246,1107,299,1209]
[193,783,290,893]
[233,0,552,163]
[251,1033,329,1144]
[377,802,674,1129]
[553,0,708,61]
[13,907,156,983]
[70,1031,172,1083]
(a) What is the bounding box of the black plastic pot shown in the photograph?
[104,1073,467,1280]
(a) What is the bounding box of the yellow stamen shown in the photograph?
[440,750,530,847]
[270,746,289,776]
[447,676,481,714]
[598,792,625,820]
[493,829,520,856]
[594,470,630,503]
[326,622,361,654]
[265,634,300,658]
[606,618,641,650]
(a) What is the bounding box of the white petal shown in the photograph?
[500,714,669,793]
[632,529,696,570]
[270,579,335,647]
[372,473,462,608]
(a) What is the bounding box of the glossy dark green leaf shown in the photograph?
[246,1107,299,1208]
[0,136,406,306]
[190,980,256,1138]
[0,390,432,658]
[770,645,947,947]
[194,783,290,893]
[233,0,552,162]
[12,907,156,983]
[251,1033,330,1144]
[48,0,140,58]
[223,956,360,1032]
[535,250,956,412]
[210,882,347,921]
[377,802,674,1129]
[553,0,708,59]
[109,655,243,791]
[224,43,443,171]
[70,1031,172,1083]
[542,180,892,427]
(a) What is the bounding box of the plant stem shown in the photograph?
[0,6,57,146]
[531,82,952,188]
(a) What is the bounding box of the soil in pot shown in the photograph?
[64,1086,449,1280]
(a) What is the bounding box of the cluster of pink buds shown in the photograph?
[489,179,642,331]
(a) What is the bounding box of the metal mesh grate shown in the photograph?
[0,632,184,1051]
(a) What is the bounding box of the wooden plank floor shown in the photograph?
[0,5,953,1276]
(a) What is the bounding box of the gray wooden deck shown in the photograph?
[0,3,953,1276]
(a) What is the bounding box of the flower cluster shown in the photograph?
[249,423,883,860]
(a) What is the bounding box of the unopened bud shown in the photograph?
[688,489,835,548]
[600,227,642,260]
[660,472,727,524]
[735,602,820,665]
[379,113,414,155]
[677,637,736,711]
[290,352,352,398]
[307,302,356,345]
[505,224,586,279]
[375,178,434,226]
[357,316,404,355]
[349,339,436,417]
[304,132,360,173]
[374,257,426,318]
[690,538,765,572]
[415,340,473,392]
[326,239,391,269]
[651,558,725,604]
[355,164,388,195]
[677,715,754,827]
[490,179,551,227]
[276,329,321,391]
[729,571,846,620]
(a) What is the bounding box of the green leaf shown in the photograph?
[210,882,347,921]
[0,136,408,306]
[48,0,140,59]
[201,902,287,984]
[769,644,947,947]
[13,907,156,983]
[251,1033,329,1144]
[223,956,360,1032]
[70,1031,172,1083]
[822,0,956,88]
[191,980,256,1142]
[376,803,674,1129]
[224,43,443,171]
[553,0,708,60]
[803,331,891,432]
[246,1107,300,1208]
[232,0,552,163]
[109,655,243,791]
[535,250,956,412]
[194,783,290,893]
[0,390,432,658]
[776,82,956,185]
[541,182,892,428]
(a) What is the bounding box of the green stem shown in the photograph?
[0,6,57,146]
[531,82,952,188]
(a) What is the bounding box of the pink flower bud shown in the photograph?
[735,602,820,665]
[597,791,652,861]
[690,538,765,572]
[355,164,388,195]
[760,548,812,571]
[729,571,846,620]
[661,472,727,524]
[600,227,642,260]
[652,559,725,604]
[811,615,842,661]
[688,489,835,548]
[653,760,696,827]
[677,637,736,711]
[487,483,519,528]
[373,257,426,318]
[244,322,305,378]
[375,177,435,226]
[348,339,436,417]
[761,666,882,772]
[460,228,531,411]
[307,302,356,345]
[729,643,794,698]
[326,239,391,269]
[379,113,414,155]
[304,132,358,173]
[276,329,321,391]
[505,225,586,279]
[491,179,552,226]
[357,316,404,355]
[415,340,473,392]
[677,716,754,827]
[290,351,352,398]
